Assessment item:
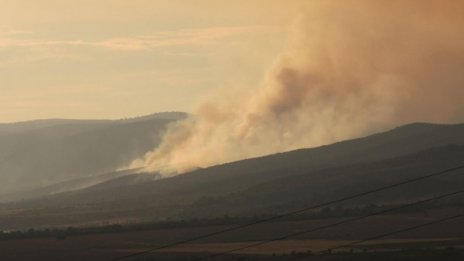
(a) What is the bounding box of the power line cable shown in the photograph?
[198,189,464,260]
[287,213,464,260]
[109,163,464,261]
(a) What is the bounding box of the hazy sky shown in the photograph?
[0,0,302,122]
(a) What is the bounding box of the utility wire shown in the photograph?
[287,213,464,260]
[109,164,464,261]
[198,189,464,260]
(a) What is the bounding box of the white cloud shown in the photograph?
[0,26,279,51]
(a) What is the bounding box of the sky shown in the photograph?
[0,0,303,122]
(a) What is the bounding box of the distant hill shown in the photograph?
[1,122,463,230]
[0,112,186,197]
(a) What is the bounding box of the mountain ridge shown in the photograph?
[1,122,463,231]
[0,112,186,197]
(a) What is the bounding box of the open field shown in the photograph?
[1,213,463,261]
[1,236,462,261]
[150,238,464,254]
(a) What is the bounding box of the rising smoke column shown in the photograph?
[135,0,464,175]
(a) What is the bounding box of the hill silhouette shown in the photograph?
[1,122,463,230]
[0,112,186,198]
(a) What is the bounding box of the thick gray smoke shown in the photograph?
[133,0,464,175]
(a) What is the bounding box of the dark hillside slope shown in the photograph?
[2,144,463,230]
[35,123,464,205]
[185,144,464,217]
[2,123,462,230]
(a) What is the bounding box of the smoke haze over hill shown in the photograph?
[134,0,464,174]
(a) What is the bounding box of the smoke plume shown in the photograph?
[134,0,464,175]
